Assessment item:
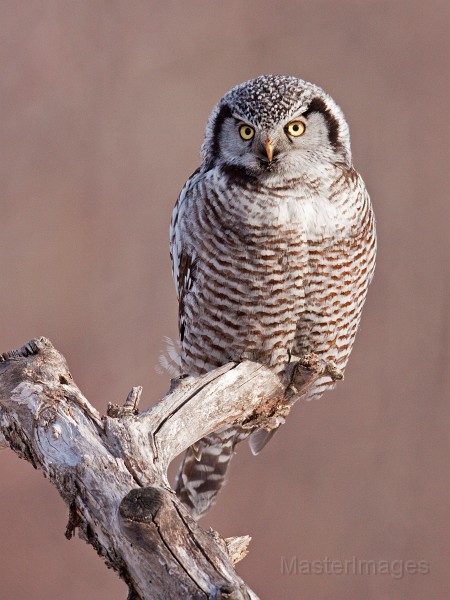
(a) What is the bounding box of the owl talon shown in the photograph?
[286,354,344,401]
[326,362,344,381]
[297,353,343,381]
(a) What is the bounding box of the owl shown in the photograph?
[170,75,376,519]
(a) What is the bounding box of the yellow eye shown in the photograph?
[239,125,255,140]
[286,121,305,137]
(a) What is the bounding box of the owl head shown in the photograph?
[201,75,352,181]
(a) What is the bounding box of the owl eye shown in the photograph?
[286,121,306,137]
[239,125,255,140]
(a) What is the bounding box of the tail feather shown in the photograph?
[175,425,247,519]
[248,427,277,455]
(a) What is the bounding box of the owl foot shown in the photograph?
[286,353,343,400]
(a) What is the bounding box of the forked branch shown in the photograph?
[0,338,340,599]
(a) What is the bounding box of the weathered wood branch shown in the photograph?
[0,338,341,599]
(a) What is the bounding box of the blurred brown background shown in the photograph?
[1,1,449,599]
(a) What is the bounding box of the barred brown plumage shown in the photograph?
[170,75,376,519]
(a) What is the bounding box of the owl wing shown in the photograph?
[175,251,198,342]
[170,168,202,343]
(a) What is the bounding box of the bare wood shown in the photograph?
[224,536,252,566]
[0,337,338,598]
[0,430,7,448]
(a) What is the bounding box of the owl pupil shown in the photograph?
[293,124,299,131]
[245,128,251,135]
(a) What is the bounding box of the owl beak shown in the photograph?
[265,137,274,161]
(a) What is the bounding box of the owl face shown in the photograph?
[202,75,351,182]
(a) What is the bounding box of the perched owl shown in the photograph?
[170,75,376,519]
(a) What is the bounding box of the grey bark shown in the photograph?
[0,337,341,599]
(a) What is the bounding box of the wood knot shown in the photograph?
[107,386,142,417]
[119,487,164,523]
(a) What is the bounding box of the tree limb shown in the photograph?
[0,337,340,599]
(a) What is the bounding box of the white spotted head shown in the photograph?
[201,75,352,181]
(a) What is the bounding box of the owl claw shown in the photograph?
[325,362,344,381]
[285,353,344,401]
[297,353,343,381]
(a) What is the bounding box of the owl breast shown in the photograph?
[174,164,376,390]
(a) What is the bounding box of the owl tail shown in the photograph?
[175,425,248,520]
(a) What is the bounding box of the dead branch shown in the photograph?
[0,337,339,599]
